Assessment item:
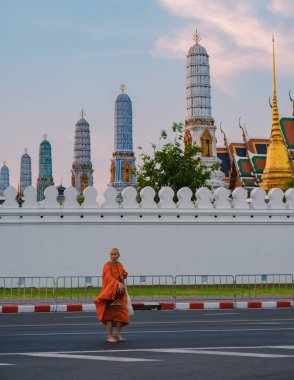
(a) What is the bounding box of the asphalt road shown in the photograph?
[0,308,294,380]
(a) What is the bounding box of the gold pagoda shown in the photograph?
[260,37,294,191]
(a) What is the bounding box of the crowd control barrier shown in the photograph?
[0,274,293,305]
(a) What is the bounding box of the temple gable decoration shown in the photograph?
[184,130,192,149]
[200,128,213,157]
[122,160,131,182]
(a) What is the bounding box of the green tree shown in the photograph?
[287,177,294,189]
[135,123,214,199]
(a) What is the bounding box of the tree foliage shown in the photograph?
[135,123,214,198]
[287,177,294,189]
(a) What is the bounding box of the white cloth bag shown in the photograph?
[125,286,134,316]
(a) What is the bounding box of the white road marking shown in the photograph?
[4,345,294,362]
[64,316,96,319]
[2,345,294,357]
[204,313,240,316]
[2,317,294,328]
[4,345,292,355]
[1,326,294,337]
[21,352,159,362]
[268,346,294,350]
[149,348,294,358]
[0,363,15,366]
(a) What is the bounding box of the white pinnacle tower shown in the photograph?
[185,30,226,188]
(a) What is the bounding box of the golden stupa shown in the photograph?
[260,37,293,191]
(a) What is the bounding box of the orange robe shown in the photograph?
[95,262,129,326]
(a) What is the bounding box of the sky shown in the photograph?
[1,0,294,201]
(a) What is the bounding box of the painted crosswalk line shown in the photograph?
[2,345,294,363]
[21,352,160,362]
[149,348,294,358]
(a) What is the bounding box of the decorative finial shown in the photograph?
[3,160,6,166]
[24,148,28,154]
[80,108,86,118]
[272,35,277,97]
[61,177,63,186]
[238,117,246,139]
[220,122,228,146]
[43,133,47,140]
[193,29,201,44]
[120,83,126,93]
[289,90,294,117]
[219,121,224,134]
[268,96,273,109]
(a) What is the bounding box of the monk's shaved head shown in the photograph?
[110,248,119,254]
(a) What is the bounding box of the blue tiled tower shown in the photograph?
[109,84,136,194]
[0,162,10,196]
[20,149,32,193]
[37,136,54,201]
[71,109,93,194]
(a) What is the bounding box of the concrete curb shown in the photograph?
[0,300,293,313]
[174,300,293,310]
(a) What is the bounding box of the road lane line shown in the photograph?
[64,316,97,319]
[21,352,159,362]
[0,363,15,366]
[1,317,294,328]
[1,345,294,356]
[204,313,239,316]
[149,348,294,358]
[1,326,294,338]
[0,327,293,338]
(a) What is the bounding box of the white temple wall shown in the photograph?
[0,185,293,278]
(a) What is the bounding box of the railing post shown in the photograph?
[233,275,237,307]
[173,276,176,305]
[53,277,57,312]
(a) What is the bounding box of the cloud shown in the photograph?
[268,0,294,16]
[154,0,294,94]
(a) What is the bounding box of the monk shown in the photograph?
[95,248,129,343]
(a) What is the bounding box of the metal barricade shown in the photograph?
[234,274,294,299]
[175,275,235,301]
[125,275,174,301]
[55,276,102,304]
[1,273,293,305]
[0,276,55,304]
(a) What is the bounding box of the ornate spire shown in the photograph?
[20,148,32,193]
[72,110,93,194]
[260,37,293,191]
[37,136,54,201]
[0,161,10,194]
[193,29,201,44]
[120,83,126,93]
[43,133,47,141]
[110,86,136,195]
[80,108,86,118]
[271,36,280,140]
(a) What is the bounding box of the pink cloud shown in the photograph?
[154,0,294,94]
[268,0,294,16]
